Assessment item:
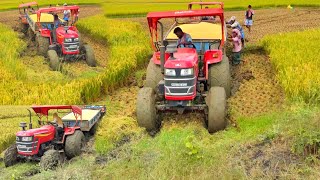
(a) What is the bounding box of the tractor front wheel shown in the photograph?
[145,60,162,91]
[36,33,49,56]
[40,149,61,171]
[65,130,85,159]
[82,45,96,67]
[136,87,160,132]
[48,50,61,71]
[206,87,227,133]
[208,55,231,97]
[4,144,18,167]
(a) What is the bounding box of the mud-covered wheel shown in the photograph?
[48,50,61,71]
[4,144,18,167]
[40,149,61,171]
[145,60,162,91]
[27,27,35,41]
[36,32,49,56]
[19,23,28,34]
[208,55,231,97]
[206,87,227,133]
[136,87,159,131]
[82,45,96,67]
[65,130,85,159]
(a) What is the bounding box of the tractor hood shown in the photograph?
[164,48,198,69]
[56,26,79,39]
[16,125,55,137]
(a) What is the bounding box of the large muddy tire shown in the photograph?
[82,45,96,67]
[36,33,49,56]
[19,23,28,34]
[40,149,61,171]
[4,144,18,167]
[206,87,227,133]
[65,130,85,159]
[27,27,35,41]
[136,87,159,131]
[48,50,61,71]
[145,60,162,91]
[208,55,231,98]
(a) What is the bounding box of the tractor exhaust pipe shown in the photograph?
[158,21,165,74]
[27,109,32,129]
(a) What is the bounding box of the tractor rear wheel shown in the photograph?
[82,45,96,67]
[36,32,49,56]
[40,149,61,171]
[65,130,85,159]
[27,27,35,41]
[208,55,231,97]
[19,23,28,34]
[145,60,162,91]
[4,144,18,167]
[48,50,61,71]
[136,87,159,131]
[206,87,227,133]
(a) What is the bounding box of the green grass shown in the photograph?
[261,28,320,103]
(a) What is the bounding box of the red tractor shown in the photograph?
[26,6,96,70]
[4,105,106,170]
[137,2,231,133]
[18,2,38,33]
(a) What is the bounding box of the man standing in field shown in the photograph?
[245,5,254,32]
[228,29,242,65]
[174,27,193,48]
[226,16,245,47]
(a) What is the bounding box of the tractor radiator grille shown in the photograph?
[64,39,79,52]
[164,76,196,96]
[16,136,38,153]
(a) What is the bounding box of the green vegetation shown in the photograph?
[262,28,320,103]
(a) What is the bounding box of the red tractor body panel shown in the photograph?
[16,125,56,156]
[56,27,80,55]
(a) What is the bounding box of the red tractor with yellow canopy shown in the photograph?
[26,6,96,70]
[136,2,231,133]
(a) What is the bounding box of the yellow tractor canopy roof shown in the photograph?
[29,13,65,23]
[166,22,222,40]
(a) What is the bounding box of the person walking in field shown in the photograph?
[228,29,242,65]
[226,16,245,47]
[245,5,254,32]
[174,27,193,48]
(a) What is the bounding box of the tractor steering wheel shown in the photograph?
[177,43,196,49]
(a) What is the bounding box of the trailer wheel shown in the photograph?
[36,32,49,56]
[208,55,231,97]
[65,130,85,159]
[40,149,61,171]
[4,144,18,167]
[206,87,227,133]
[82,45,96,67]
[48,50,61,71]
[145,60,162,91]
[27,27,35,41]
[136,87,159,131]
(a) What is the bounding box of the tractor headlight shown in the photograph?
[165,69,176,76]
[21,136,33,142]
[180,68,194,76]
[64,38,72,43]
[74,38,79,42]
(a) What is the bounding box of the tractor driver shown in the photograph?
[174,27,193,48]
[52,112,64,141]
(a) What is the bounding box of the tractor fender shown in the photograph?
[203,50,223,80]
[39,29,51,38]
[64,127,81,136]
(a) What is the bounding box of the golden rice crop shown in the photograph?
[261,28,320,103]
